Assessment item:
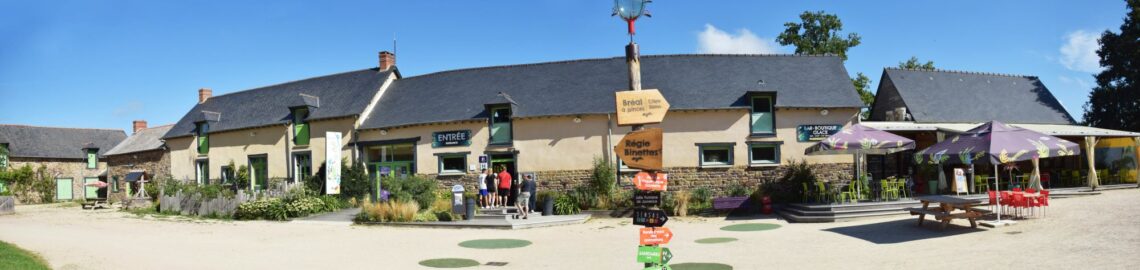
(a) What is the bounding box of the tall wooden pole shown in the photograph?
[627,42,643,133]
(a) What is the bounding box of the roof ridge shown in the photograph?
[207,67,383,100]
[884,67,1038,79]
[0,124,126,133]
[403,53,835,80]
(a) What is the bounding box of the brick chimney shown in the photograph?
[198,88,212,104]
[132,120,148,134]
[379,51,396,71]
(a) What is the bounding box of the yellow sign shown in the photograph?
[616,128,663,171]
[615,89,670,126]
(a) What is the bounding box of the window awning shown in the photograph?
[125,171,145,182]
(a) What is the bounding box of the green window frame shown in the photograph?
[748,142,781,166]
[111,176,119,193]
[437,153,468,175]
[196,122,210,154]
[750,95,775,135]
[86,149,97,169]
[698,143,735,167]
[249,155,269,191]
[0,143,9,169]
[489,106,512,144]
[196,160,209,185]
[220,166,235,185]
[293,108,310,145]
[293,152,312,181]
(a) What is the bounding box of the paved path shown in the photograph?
[291,207,360,225]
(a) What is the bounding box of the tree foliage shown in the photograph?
[1083,0,1140,132]
[852,72,875,119]
[898,56,936,71]
[776,10,862,60]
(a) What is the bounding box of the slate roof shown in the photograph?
[872,68,1076,124]
[104,124,173,156]
[163,68,395,139]
[0,124,127,159]
[360,54,862,130]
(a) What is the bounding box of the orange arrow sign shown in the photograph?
[639,227,673,245]
[634,171,667,191]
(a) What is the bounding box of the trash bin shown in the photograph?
[451,185,465,215]
[928,180,939,195]
[464,198,476,220]
[542,196,554,216]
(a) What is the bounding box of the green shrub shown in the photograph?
[590,157,616,196]
[357,200,419,222]
[234,198,287,220]
[568,186,596,210]
[382,175,437,209]
[726,184,751,197]
[689,188,711,214]
[285,196,325,217]
[554,193,579,215]
[769,159,817,203]
[339,161,372,200]
[0,165,56,203]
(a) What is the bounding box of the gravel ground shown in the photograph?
[1,189,1138,269]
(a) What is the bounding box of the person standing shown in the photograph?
[477,169,489,208]
[516,174,535,219]
[497,165,512,209]
[486,169,498,208]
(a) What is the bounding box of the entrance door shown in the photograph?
[489,154,517,204]
[56,178,73,201]
[249,156,269,191]
[84,177,99,199]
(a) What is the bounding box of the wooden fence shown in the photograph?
[159,190,253,217]
[0,196,14,215]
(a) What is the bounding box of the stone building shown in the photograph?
[103,120,172,203]
[0,124,126,203]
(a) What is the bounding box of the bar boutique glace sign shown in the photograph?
[796,125,842,142]
[432,130,471,147]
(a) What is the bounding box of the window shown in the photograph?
[86,149,97,169]
[698,143,734,167]
[489,106,512,144]
[249,155,269,190]
[220,166,235,185]
[112,176,119,192]
[196,122,210,154]
[438,153,467,175]
[0,143,8,169]
[749,143,781,165]
[293,153,312,181]
[750,95,774,135]
[293,108,310,145]
[195,160,209,185]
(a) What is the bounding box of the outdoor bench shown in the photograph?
[712,197,749,211]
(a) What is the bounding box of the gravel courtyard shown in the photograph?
[1,189,1138,270]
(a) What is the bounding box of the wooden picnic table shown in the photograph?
[903,195,985,230]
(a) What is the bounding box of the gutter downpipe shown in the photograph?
[608,113,617,191]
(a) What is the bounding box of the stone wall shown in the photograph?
[106,149,171,203]
[7,157,109,203]
[424,162,853,197]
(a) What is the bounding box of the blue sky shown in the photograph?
[0,1,1126,132]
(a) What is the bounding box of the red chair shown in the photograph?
[987,191,998,212]
[1000,191,1013,215]
[1010,193,1027,218]
[1038,190,1050,217]
[1026,188,1037,194]
[1013,187,1022,192]
[1024,193,1041,217]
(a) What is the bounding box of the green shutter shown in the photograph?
[295,122,310,145]
[87,150,97,169]
[197,123,209,154]
[56,178,73,201]
[84,177,99,199]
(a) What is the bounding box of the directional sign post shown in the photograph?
[616,128,664,171]
[615,89,671,126]
[636,245,663,264]
[633,191,662,207]
[633,209,669,227]
[633,171,668,191]
[639,227,673,245]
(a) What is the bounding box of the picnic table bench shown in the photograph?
[80,198,111,210]
[904,195,984,230]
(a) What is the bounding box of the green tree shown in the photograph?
[1083,0,1140,132]
[777,11,869,118]
[776,10,862,60]
[898,56,936,70]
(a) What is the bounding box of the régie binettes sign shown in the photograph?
[432,130,471,147]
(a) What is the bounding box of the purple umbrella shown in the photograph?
[915,121,1079,223]
[805,124,916,155]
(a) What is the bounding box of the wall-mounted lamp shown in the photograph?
[249,131,257,137]
[573,116,582,123]
[380,129,388,135]
[820,109,829,116]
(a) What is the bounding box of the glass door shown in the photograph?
[249,156,268,191]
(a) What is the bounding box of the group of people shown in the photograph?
[476,166,536,219]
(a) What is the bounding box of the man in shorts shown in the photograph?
[515,174,535,219]
[497,166,512,208]
[477,168,489,208]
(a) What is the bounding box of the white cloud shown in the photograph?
[112,101,144,117]
[1059,30,1102,73]
[697,24,781,54]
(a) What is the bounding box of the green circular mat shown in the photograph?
[671,262,734,270]
[695,237,738,244]
[720,223,781,232]
[458,239,532,249]
[418,258,480,268]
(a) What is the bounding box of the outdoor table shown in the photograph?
[905,195,984,230]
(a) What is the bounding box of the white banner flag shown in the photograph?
[326,132,342,195]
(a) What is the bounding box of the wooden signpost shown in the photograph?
[615,89,671,126]
[615,128,663,171]
[639,227,673,245]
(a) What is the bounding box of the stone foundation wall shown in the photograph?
[7,157,109,203]
[106,149,171,203]
[424,162,853,197]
